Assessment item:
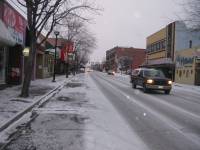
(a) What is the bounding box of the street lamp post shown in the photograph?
[52,31,59,82]
[131,58,132,74]
[146,54,149,68]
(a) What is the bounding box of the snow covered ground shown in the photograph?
[0,71,200,149]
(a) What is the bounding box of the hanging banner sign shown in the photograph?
[3,3,24,45]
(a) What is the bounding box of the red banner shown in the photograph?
[66,42,73,53]
[3,3,24,34]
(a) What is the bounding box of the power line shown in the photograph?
[8,0,27,16]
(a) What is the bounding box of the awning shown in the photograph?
[45,48,60,58]
[0,19,16,46]
[196,65,200,70]
[139,58,175,68]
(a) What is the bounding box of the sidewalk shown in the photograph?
[0,75,74,132]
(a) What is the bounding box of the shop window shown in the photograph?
[186,70,189,77]
[191,69,193,74]
[179,70,182,77]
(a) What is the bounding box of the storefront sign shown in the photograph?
[196,49,200,60]
[3,3,24,45]
[45,48,60,58]
[6,26,23,45]
[176,55,194,67]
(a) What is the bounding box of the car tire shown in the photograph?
[132,82,136,89]
[143,83,148,93]
[164,90,170,94]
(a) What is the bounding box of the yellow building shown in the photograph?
[140,22,176,80]
[175,47,200,85]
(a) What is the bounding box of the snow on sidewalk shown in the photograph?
[0,75,72,130]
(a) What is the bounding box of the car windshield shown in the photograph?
[143,70,165,78]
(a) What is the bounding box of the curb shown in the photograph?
[0,76,74,133]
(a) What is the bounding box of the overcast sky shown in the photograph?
[88,0,183,63]
[7,0,184,63]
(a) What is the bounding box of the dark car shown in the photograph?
[130,68,172,94]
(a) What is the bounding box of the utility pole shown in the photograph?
[66,25,70,78]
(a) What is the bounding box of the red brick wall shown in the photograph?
[114,47,146,72]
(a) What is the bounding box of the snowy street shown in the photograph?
[1,71,200,150]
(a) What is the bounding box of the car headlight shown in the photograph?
[147,79,153,84]
[168,81,172,85]
[113,71,115,74]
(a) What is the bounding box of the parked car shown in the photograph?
[130,68,172,94]
[79,68,85,73]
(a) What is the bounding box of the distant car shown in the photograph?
[107,69,115,75]
[130,68,172,94]
[87,69,91,72]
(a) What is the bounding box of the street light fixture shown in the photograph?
[52,31,59,82]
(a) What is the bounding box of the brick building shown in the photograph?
[106,46,146,73]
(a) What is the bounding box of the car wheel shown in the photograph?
[132,82,136,89]
[164,90,170,94]
[143,83,148,93]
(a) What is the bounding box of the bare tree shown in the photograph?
[16,0,103,97]
[174,0,200,36]
[59,19,97,74]
[175,0,200,28]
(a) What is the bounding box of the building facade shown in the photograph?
[141,21,200,82]
[0,1,27,89]
[175,47,200,85]
[106,46,146,73]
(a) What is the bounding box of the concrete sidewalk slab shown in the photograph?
[0,75,74,132]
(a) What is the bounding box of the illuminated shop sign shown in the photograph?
[23,47,29,56]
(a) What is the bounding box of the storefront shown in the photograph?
[175,47,200,85]
[0,19,16,89]
[44,48,60,78]
[2,2,25,85]
[56,49,67,74]
[139,58,175,80]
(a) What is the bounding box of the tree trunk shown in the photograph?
[20,38,36,98]
[66,63,69,78]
